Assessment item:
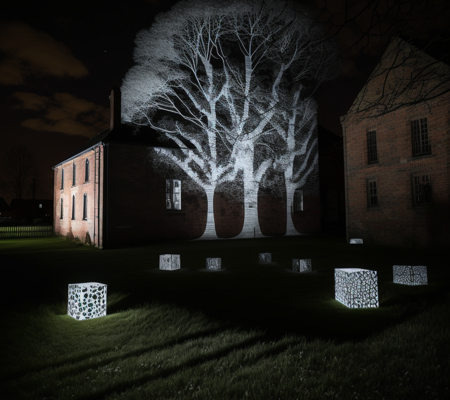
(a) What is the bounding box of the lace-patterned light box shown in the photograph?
[393,265,428,285]
[68,282,107,320]
[259,253,272,263]
[160,254,180,270]
[292,259,312,273]
[206,258,221,271]
[335,268,379,308]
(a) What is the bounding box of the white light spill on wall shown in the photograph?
[159,254,181,270]
[335,268,379,308]
[393,265,428,285]
[292,259,312,273]
[68,282,107,320]
[259,253,272,263]
[206,258,222,271]
[350,238,363,244]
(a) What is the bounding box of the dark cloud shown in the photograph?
[0,20,89,85]
[13,92,109,138]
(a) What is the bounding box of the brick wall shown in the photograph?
[342,92,450,248]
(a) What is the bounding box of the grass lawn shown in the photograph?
[0,235,449,399]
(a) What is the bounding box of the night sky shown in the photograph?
[1,0,445,204]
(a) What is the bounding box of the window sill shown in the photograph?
[408,153,434,162]
[83,181,90,184]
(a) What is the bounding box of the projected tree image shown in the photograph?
[122,0,339,239]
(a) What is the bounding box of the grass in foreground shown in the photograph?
[0,237,449,399]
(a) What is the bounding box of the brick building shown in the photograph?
[53,90,322,248]
[340,37,450,248]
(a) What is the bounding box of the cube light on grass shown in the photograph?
[206,258,222,271]
[68,282,107,320]
[159,254,180,270]
[335,268,379,308]
[292,259,312,273]
[259,253,272,263]
[350,238,363,244]
[393,265,428,285]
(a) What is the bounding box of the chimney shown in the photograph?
[109,86,122,131]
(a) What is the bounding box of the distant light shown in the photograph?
[335,268,379,308]
[159,254,180,270]
[206,258,221,271]
[292,259,311,273]
[68,282,107,320]
[350,238,363,244]
[393,265,428,285]
[39,204,42,208]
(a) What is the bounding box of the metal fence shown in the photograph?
[0,226,53,239]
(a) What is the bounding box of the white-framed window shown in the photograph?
[72,162,76,186]
[166,179,181,210]
[85,159,89,182]
[294,189,303,212]
[412,174,431,205]
[83,193,87,220]
[72,195,76,220]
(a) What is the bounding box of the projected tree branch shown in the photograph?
[122,0,339,239]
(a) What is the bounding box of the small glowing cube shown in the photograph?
[393,265,428,285]
[206,258,221,271]
[335,268,379,308]
[350,238,363,244]
[292,259,312,273]
[159,254,180,270]
[68,282,107,320]
[259,253,272,263]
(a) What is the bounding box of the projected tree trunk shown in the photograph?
[121,0,339,239]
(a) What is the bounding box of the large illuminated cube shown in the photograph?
[393,265,428,285]
[259,253,272,263]
[159,254,180,270]
[292,259,312,273]
[206,258,221,271]
[68,282,107,320]
[335,268,379,308]
[350,238,363,244]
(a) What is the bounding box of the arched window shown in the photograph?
[85,159,89,182]
[60,198,63,219]
[61,169,64,189]
[83,194,88,220]
[72,195,75,220]
[72,163,76,186]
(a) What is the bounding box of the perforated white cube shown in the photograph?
[335,268,379,308]
[259,253,272,263]
[350,238,363,244]
[68,282,107,320]
[292,259,312,273]
[393,265,428,285]
[206,258,221,271]
[159,254,180,270]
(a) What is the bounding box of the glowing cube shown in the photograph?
[292,259,312,273]
[68,282,107,320]
[350,238,363,244]
[206,258,221,271]
[335,268,379,308]
[159,254,180,270]
[393,265,428,285]
[259,253,272,263]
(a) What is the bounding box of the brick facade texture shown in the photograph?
[341,40,450,248]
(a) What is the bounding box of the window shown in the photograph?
[411,118,431,156]
[367,130,378,163]
[85,159,89,182]
[72,163,76,186]
[166,179,181,210]
[72,195,75,220]
[412,174,431,205]
[83,194,87,220]
[60,199,63,219]
[367,179,378,206]
[293,189,303,212]
[61,169,64,189]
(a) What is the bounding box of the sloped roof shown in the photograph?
[53,124,186,168]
